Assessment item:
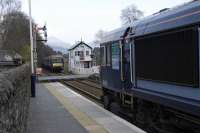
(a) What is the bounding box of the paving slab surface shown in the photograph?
[27,84,88,133]
[28,82,146,133]
[42,82,146,133]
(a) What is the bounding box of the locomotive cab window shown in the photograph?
[135,27,199,87]
[106,45,111,66]
[111,42,120,70]
[100,46,106,66]
[52,58,63,63]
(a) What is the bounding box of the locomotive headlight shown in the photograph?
[53,63,63,67]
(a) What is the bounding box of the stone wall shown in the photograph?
[0,64,31,133]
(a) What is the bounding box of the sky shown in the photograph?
[21,0,191,46]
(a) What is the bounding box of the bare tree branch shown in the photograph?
[0,0,21,20]
[93,30,106,46]
[90,30,107,48]
[120,4,143,26]
[0,0,21,48]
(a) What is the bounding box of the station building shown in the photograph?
[68,41,94,74]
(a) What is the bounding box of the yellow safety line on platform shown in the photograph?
[44,83,108,133]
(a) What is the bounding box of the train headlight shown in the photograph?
[53,63,63,67]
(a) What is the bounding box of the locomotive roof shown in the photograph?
[101,27,127,44]
[44,55,63,60]
[101,0,200,44]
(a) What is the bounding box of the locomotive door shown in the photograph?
[121,42,132,90]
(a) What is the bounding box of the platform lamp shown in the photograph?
[29,0,36,97]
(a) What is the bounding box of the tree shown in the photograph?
[1,11,30,53]
[0,0,21,19]
[20,44,31,62]
[0,11,56,65]
[120,4,143,26]
[0,0,21,48]
[37,42,56,66]
[90,30,106,66]
[92,30,106,47]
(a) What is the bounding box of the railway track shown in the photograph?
[41,68,66,76]
[62,79,103,103]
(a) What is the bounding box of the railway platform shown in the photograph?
[27,82,146,133]
[38,74,90,82]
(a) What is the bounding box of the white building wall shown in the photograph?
[68,43,98,75]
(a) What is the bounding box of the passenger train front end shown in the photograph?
[100,1,200,133]
[51,57,64,72]
[43,55,64,72]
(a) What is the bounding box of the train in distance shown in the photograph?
[43,55,64,72]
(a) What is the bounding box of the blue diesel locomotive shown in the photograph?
[100,1,200,132]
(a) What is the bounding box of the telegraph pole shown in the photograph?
[29,0,36,97]
[29,0,34,74]
[28,0,47,98]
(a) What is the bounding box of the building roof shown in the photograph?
[0,50,22,61]
[68,41,92,51]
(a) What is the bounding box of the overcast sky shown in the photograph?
[21,0,191,45]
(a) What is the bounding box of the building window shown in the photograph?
[77,51,84,56]
[78,51,81,56]
[80,51,84,60]
[84,62,90,68]
[86,51,89,56]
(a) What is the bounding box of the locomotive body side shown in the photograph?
[100,1,200,132]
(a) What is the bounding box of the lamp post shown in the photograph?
[29,0,36,97]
